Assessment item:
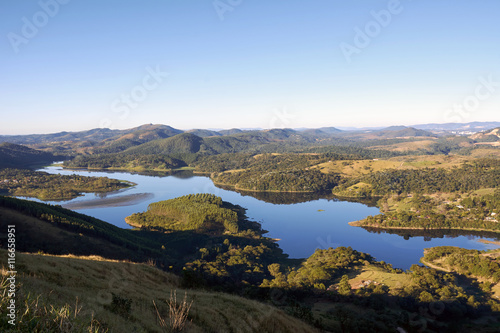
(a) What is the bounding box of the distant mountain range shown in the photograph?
[412,122,500,134]
[2,121,499,145]
[0,121,499,159]
[335,122,500,134]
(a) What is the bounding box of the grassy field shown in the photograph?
[313,155,469,177]
[347,265,413,290]
[0,250,319,333]
[367,139,437,152]
[470,148,500,158]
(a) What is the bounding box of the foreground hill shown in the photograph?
[0,196,166,262]
[1,196,500,331]
[0,143,55,169]
[0,249,319,333]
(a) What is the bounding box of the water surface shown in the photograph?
[29,166,500,269]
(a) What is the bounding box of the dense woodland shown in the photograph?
[64,153,186,170]
[353,190,500,233]
[423,246,500,283]
[336,159,500,197]
[0,142,55,168]
[212,168,340,192]
[0,196,162,260]
[126,194,243,234]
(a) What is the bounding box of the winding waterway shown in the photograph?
[26,166,500,269]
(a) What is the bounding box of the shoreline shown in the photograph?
[211,181,324,194]
[348,221,500,234]
[61,166,195,174]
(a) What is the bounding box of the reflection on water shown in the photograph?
[31,166,500,269]
[214,184,380,206]
[362,227,500,242]
[63,192,155,210]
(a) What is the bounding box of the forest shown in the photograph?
[63,153,186,171]
[335,159,500,197]
[352,189,500,233]
[423,246,500,283]
[126,194,244,234]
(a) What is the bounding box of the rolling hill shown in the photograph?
[470,127,500,145]
[0,249,319,332]
[0,142,55,168]
[123,132,204,155]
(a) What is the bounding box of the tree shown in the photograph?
[338,274,351,296]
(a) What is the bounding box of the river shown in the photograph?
[25,165,500,269]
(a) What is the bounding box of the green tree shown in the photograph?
[338,274,351,296]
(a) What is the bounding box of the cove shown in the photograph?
[28,166,500,270]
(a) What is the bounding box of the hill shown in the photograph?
[0,196,166,262]
[375,127,436,138]
[93,125,184,153]
[414,121,500,134]
[0,124,183,145]
[2,196,500,331]
[186,129,222,137]
[0,143,55,169]
[126,194,244,234]
[218,128,244,135]
[0,249,319,332]
[470,127,500,146]
[336,126,437,141]
[123,133,203,156]
[0,169,132,200]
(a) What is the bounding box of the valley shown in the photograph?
[1,122,500,332]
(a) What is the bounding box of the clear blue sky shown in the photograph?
[1,0,499,134]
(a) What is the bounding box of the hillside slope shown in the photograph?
[0,143,55,168]
[0,250,319,333]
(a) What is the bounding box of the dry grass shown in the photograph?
[0,250,319,332]
[154,290,193,332]
[347,265,413,291]
[368,139,437,152]
[314,155,474,177]
[470,148,500,158]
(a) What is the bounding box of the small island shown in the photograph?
[125,193,265,237]
[0,168,133,200]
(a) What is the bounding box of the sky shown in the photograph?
[1,0,499,134]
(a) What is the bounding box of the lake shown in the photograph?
[29,166,500,269]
